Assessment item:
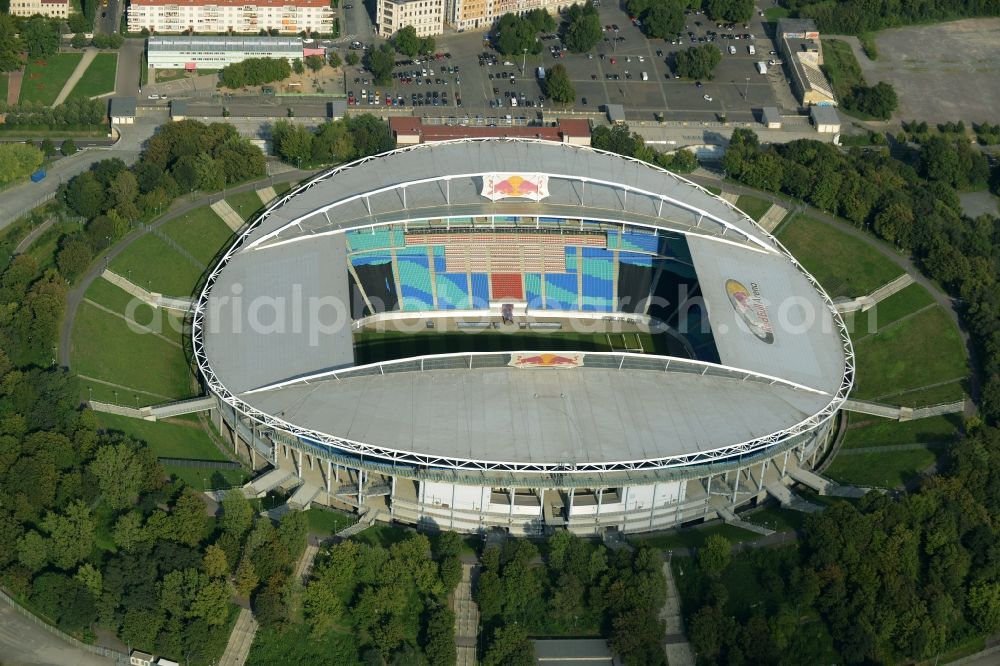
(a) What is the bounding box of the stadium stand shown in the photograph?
[471,273,490,307]
[436,273,471,309]
[492,273,524,300]
[396,248,434,310]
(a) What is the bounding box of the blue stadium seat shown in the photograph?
[470,273,490,308]
[435,273,470,310]
[544,274,578,310]
[396,249,433,310]
[524,273,543,309]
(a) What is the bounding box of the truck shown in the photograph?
[30,169,46,183]
[536,67,545,80]
[756,61,767,74]
[748,44,756,55]
[641,71,648,81]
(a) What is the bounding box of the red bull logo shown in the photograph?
[481,173,550,201]
[509,352,584,369]
[726,279,774,344]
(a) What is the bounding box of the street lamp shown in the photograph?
[521,47,527,75]
[745,76,750,104]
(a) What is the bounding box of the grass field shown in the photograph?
[825,444,943,488]
[845,283,935,339]
[842,413,960,449]
[165,465,250,490]
[72,300,196,404]
[96,412,228,460]
[159,206,233,266]
[764,6,790,21]
[351,523,415,548]
[68,53,118,99]
[852,305,968,403]
[109,233,206,297]
[742,506,807,532]
[20,54,83,106]
[307,508,356,536]
[85,278,187,346]
[0,74,7,104]
[629,522,761,550]
[735,194,772,222]
[821,39,877,120]
[226,190,266,221]
[776,215,902,299]
[354,329,672,364]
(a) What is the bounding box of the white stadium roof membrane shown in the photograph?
[194,139,852,473]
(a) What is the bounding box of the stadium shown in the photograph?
[192,139,854,536]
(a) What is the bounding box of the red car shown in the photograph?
[610,57,616,65]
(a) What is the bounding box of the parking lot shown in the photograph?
[341,3,789,121]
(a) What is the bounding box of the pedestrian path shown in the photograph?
[454,564,479,666]
[719,191,739,205]
[218,607,257,666]
[835,274,914,313]
[294,542,320,584]
[757,203,788,232]
[53,48,97,107]
[100,270,193,312]
[211,199,245,232]
[661,561,695,666]
[256,186,277,205]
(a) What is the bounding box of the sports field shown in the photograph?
[20,54,83,105]
[68,53,118,99]
[776,215,902,299]
[353,329,681,365]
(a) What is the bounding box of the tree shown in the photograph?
[394,25,422,57]
[495,13,539,57]
[40,138,56,157]
[190,580,231,625]
[705,0,753,22]
[221,489,254,537]
[16,530,49,572]
[346,51,360,66]
[71,32,89,49]
[483,624,534,666]
[305,54,325,73]
[90,442,145,509]
[169,489,208,547]
[61,138,78,156]
[562,2,602,53]
[699,534,732,577]
[642,1,685,40]
[424,606,456,666]
[0,15,22,72]
[74,563,103,598]
[235,558,259,597]
[365,43,396,85]
[545,63,575,103]
[292,58,305,75]
[675,43,722,80]
[203,544,229,578]
[328,51,342,68]
[113,511,145,552]
[56,237,93,281]
[21,16,59,58]
[303,577,343,631]
[42,500,95,570]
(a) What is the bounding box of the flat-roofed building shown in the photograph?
[811,105,841,133]
[377,0,445,37]
[127,0,333,36]
[147,36,303,70]
[450,0,575,32]
[8,0,70,18]
[777,18,836,107]
[389,117,592,146]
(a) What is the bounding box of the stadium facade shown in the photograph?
[194,139,853,536]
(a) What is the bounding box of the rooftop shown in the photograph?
[811,105,841,125]
[389,117,592,143]
[109,97,137,118]
[777,17,819,36]
[149,36,303,51]
[533,638,615,664]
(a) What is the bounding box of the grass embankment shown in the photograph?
[68,53,118,99]
[735,194,772,222]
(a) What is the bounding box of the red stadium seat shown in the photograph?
[491,273,524,300]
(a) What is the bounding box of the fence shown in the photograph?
[0,588,128,664]
[158,457,242,470]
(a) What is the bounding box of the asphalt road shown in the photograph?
[0,602,115,666]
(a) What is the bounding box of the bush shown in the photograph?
[0,143,44,185]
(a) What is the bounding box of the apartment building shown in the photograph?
[376,0,444,38]
[127,0,334,36]
[8,0,70,19]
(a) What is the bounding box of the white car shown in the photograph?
[147,94,159,99]
[703,94,713,101]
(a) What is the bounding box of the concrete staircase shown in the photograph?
[757,203,788,232]
[242,468,299,497]
[765,482,824,513]
[256,186,277,205]
[717,506,775,536]
[210,200,245,232]
[835,274,914,313]
[287,482,321,509]
[335,506,378,537]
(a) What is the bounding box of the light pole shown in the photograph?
[522,47,527,75]
[745,76,750,104]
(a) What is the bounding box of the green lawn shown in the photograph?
[825,444,943,488]
[845,283,935,339]
[842,413,960,449]
[159,206,233,266]
[20,53,83,106]
[776,215,903,299]
[68,53,118,99]
[852,305,968,403]
[96,412,228,460]
[821,39,878,120]
[764,6,790,21]
[889,381,967,408]
[71,301,196,404]
[154,69,189,83]
[109,233,206,297]
[248,623,360,666]
[272,181,294,196]
[226,190,267,221]
[351,523,415,548]
[741,505,807,532]
[629,522,761,550]
[164,465,250,490]
[735,194,772,222]
[306,508,356,536]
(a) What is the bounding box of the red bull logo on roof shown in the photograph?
[481,173,550,201]
[509,353,584,369]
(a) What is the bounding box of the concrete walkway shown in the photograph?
[211,199,246,232]
[0,596,117,666]
[53,49,97,107]
[13,218,54,254]
[454,564,479,666]
[719,190,739,205]
[661,561,695,666]
[835,274,914,313]
[757,203,788,232]
[6,68,21,106]
[218,607,257,666]
[256,186,277,205]
[294,542,320,584]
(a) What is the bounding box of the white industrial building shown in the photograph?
[147,36,304,70]
[127,0,334,36]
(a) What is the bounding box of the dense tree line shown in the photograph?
[270,114,394,167]
[300,530,462,663]
[592,124,700,174]
[722,129,1000,418]
[474,532,666,665]
[0,98,106,129]
[780,0,1000,35]
[218,57,292,89]
[680,423,1000,663]
[628,0,685,40]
